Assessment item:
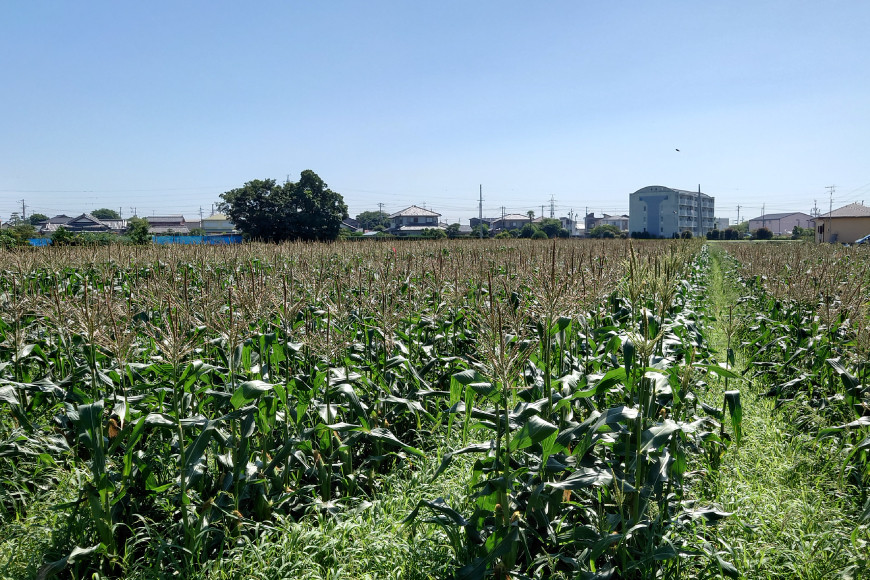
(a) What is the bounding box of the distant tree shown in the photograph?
[92,208,121,220]
[219,171,348,242]
[732,222,749,236]
[531,230,548,239]
[526,210,535,225]
[356,210,390,230]
[471,223,490,238]
[51,226,75,246]
[540,218,562,238]
[189,227,206,236]
[28,213,49,225]
[421,228,447,239]
[445,223,462,238]
[558,228,570,238]
[519,223,538,238]
[494,230,512,239]
[588,224,620,239]
[706,229,721,240]
[680,230,693,239]
[126,217,151,245]
[753,227,773,240]
[723,228,739,240]
[791,225,813,241]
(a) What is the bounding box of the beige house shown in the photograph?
[491,213,535,232]
[201,213,235,234]
[388,206,444,236]
[815,202,870,243]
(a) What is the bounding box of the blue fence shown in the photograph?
[152,234,243,245]
[28,238,52,246]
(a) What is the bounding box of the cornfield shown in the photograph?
[1,239,866,579]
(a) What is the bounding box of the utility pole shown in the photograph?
[541,204,545,219]
[549,195,555,218]
[762,203,765,230]
[378,202,384,216]
[478,185,483,239]
[19,199,26,220]
[826,185,835,243]
[199,206,204,228]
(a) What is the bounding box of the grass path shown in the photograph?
[701,245,868,579]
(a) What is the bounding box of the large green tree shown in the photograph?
[219,170,348,242]
[355,210,389,230]
[28,213,49,225]
[92,208,121,220]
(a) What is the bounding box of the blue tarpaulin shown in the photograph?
[151,234,243,245]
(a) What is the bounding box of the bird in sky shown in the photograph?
[675,148,680,152]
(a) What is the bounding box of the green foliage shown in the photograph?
[445,223,462,238]
[588,224,621,238]
[420,227,447,239]
[752,227,773,240]
[539,218,562,238]
[681,230,693,239]
[531,229,548,239]
[28,213,49,225]
[471,222,489,238]
[219,171,348,242]
[519,223,537,238]
[50,226,74,246]
[91,208,121,220]
[355,210,389,230]
[494,230,512,239]
[791,225,814,240]
[126,217,151,245]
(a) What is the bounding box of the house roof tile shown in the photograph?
[388,205,441,218]
[820,203,870,219]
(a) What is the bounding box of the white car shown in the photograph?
[856,234,870,245]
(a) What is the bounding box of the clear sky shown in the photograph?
[2,1,868,226]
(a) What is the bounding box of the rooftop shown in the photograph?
[819,202,870,219]
[748,211,812,221]
[389,205,441,218]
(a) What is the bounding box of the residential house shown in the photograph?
[815,202,870,243]
[145,215,189,235]
[747,212,814,235]
[628,186,715,238]
[388,206,444,236]
[62,214,126,233]
[469,217,498,228]
[584,213,629,234]
[36,215,73,234]
[340,217,362,232]
[491,213,535,232]
[201,213,236,234]
[559,216,582,237]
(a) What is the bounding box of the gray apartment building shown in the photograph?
[628,185,715,238]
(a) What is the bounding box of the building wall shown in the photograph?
[391,215,438,228]
[748,213,814,235]
[816,217,870,243]
[629,186,715,238]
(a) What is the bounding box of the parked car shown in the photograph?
[855,234,870,245]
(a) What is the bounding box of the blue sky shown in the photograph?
[2,1,868,226]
